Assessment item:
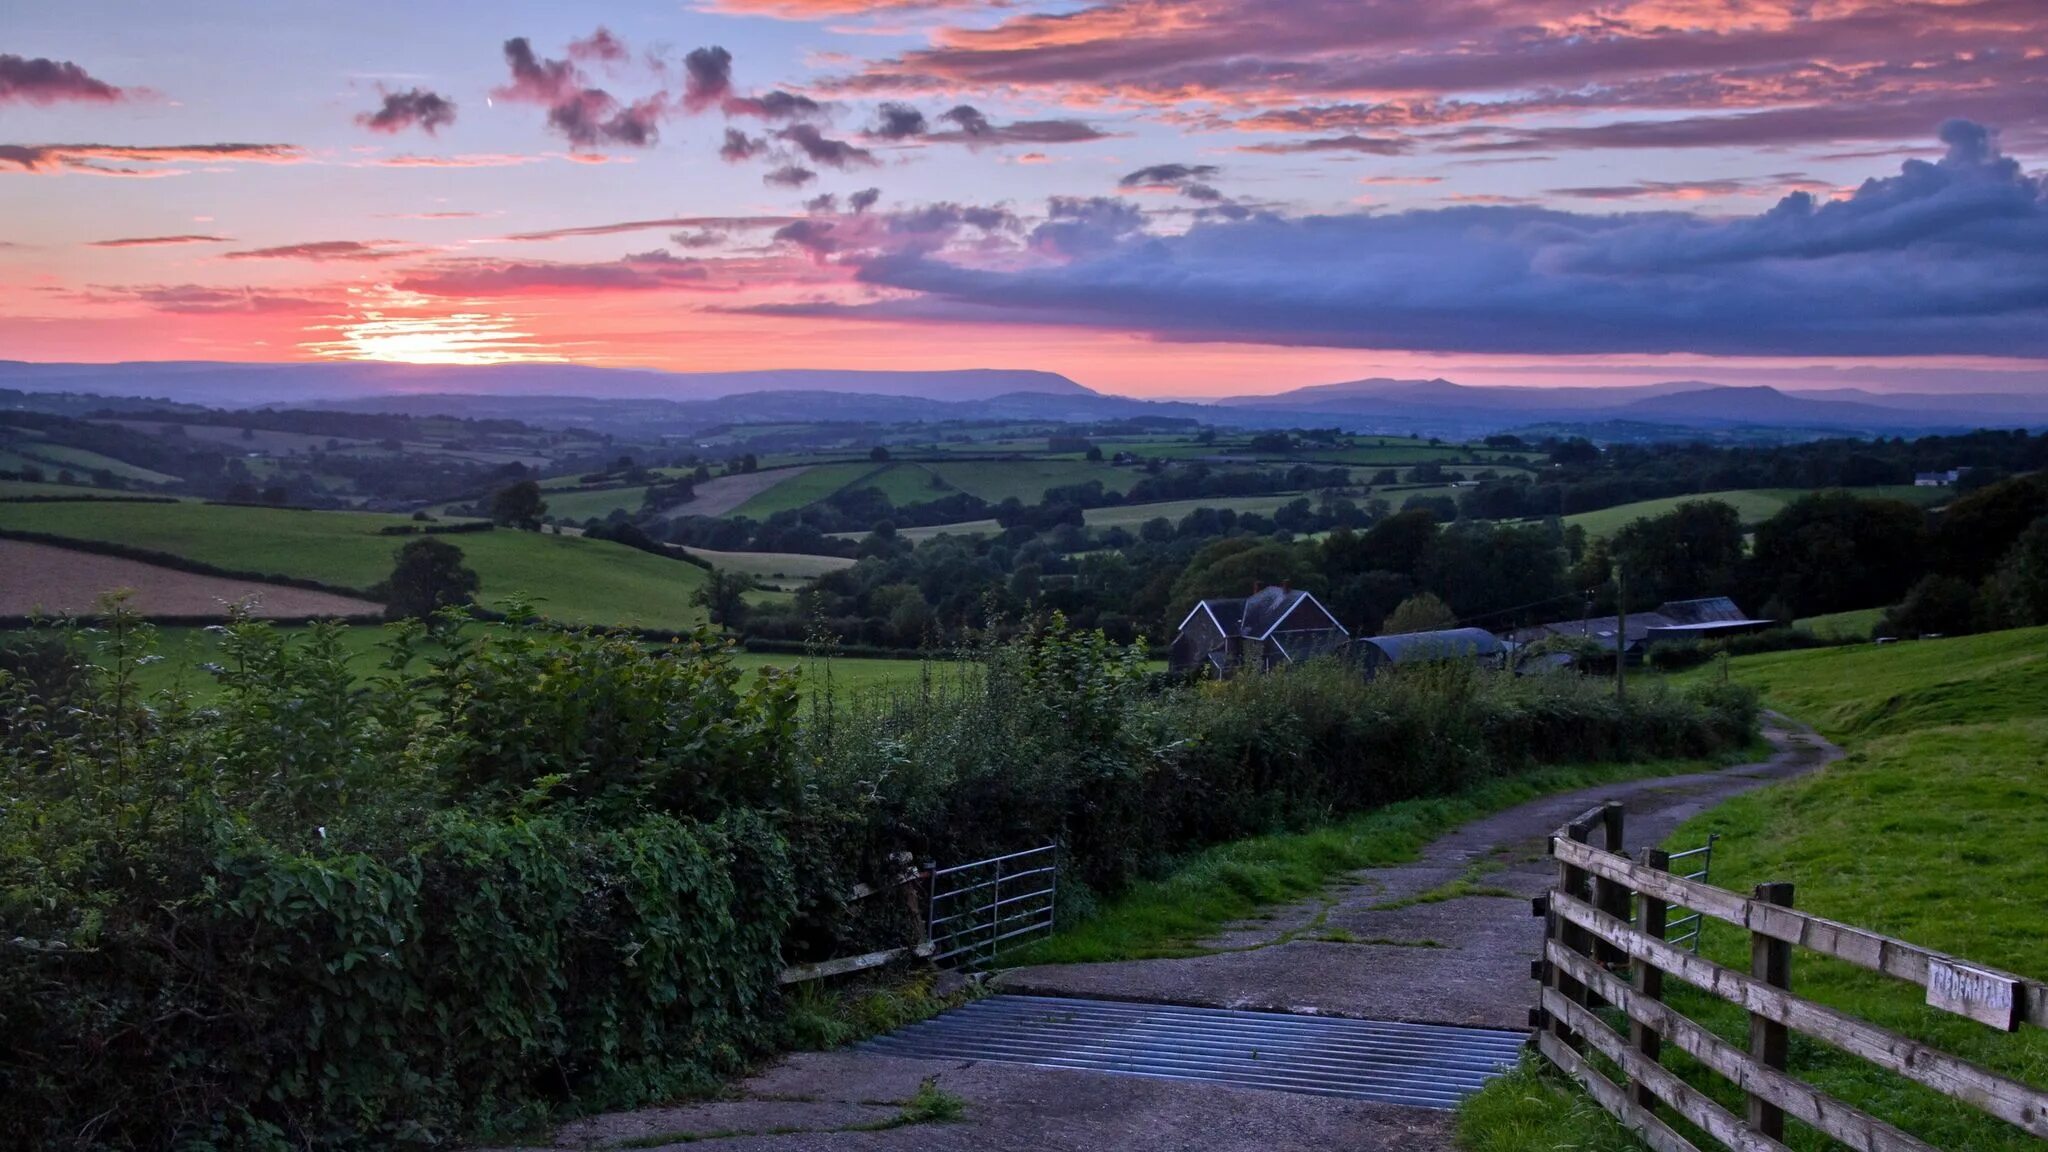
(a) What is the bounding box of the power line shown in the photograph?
[1449,587,1602,630]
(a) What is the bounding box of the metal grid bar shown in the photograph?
[863,995,1524,1109]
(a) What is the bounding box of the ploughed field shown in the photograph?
[0,539,381,619]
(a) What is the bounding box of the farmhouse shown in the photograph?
[1915,467,1970,486]
[1168,584,1350,677]
[1504,595,1773,662]
[1354,628,1503,677]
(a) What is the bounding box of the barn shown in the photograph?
[1354,628,1504,678]
[1168,585,1350,677]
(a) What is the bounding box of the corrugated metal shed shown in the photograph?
[1359,628,1503,669]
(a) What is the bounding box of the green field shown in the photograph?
[10,443,181,485]
[536,484,655,521]
[922,459,1144,504]
[119,623,944,700]
[1461,627,2048,1152]
[729,462,880,519]
[0,501,709,631]
[853,462,958,506]
[686,547,856,590]
[0,478,158,500]
[1564,485,1946,537]
[1797,606,1884,640]
[1081,492,1316,530]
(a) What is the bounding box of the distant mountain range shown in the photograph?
[0,362,1093,407]
[3,361,2044,440]
[1217,377,2048,427]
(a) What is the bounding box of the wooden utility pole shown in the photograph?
[1615,565,1627,702]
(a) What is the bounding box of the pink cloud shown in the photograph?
[88,234,236,248]
[396,251,723,296]
[371,153,544,168]
[0,142,304,176]
[224,240,423,262]
[83,283,329,314]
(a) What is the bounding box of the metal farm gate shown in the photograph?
[926,843,1058,970]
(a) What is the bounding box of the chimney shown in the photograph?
[1281,580,1291,594]
[1251,580,1264,594]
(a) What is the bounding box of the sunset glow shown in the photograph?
[3,1,2045,394]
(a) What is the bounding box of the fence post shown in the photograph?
[1553,828,1592,1048]
[1748,881,1795,1139]
[1593,803,1630,976]
[1631,848,1670,1110]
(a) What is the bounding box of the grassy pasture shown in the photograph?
[0,478,157,500]
[1459,627,2048,1152]
[537,484,655,521]
[922,459,1144,504]
[0,500,708,631]
[848,462,956,506]
[1797,606,1884,640]
[1081,492,1317,529]
[116,623,942,700]
[5,442,182,485]
[685,547,856,590]
[729,462,877,519]
[1564,485,1946,537]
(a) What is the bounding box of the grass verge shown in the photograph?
[1456,626,2048,1152]
[1010,749,1764,966]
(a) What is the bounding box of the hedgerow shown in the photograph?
[0,609,1755,1149]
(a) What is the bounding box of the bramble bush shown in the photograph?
[1,608,1756,1149]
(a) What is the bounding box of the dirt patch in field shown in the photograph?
[0,539,382,618]
[657,466,810,517]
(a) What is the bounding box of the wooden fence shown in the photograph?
[1530,801,2048,1152]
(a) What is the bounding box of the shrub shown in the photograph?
[1878,574,1981,639]
[0,611,797,1149]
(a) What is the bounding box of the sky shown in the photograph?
[3,0,2046,398]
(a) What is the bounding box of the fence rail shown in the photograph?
[1531,801,2048,1152]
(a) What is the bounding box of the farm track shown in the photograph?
[496,719,1840,1152]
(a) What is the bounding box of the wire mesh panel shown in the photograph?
[926,843,1057,970]
[1662,832,1718,952]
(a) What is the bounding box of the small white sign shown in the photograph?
[1926,958,2021,1031]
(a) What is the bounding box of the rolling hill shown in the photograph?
[0,501,708,631]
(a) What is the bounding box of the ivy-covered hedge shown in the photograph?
[0,611,1757,1149]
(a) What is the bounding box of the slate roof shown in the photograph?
[1178,587,1342,640]
[1506,596,1773,651]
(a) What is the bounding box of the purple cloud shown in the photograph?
[765,123,2048,358]
[683,46,733,112]
[764,164,817,188]
[870,102,928,140]
[775,124,877,169]
[725,89,825,120]
[496,34,667,148]
[921,105,1110,147]
[356,88,457,135]
[0,54,124,106]
[720,127,766,162]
